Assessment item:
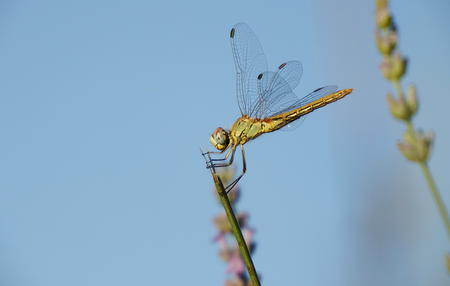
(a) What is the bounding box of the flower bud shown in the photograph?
[397,129,434,162]
[376,7,392,29]
[386,92,411,120]
[219,248,232,262]
[213,214,232,233]
[406,84,418,116]
[376,0,389,9]
[213,213,248,233]
[225,278,245,286]
[380,53,407,81]
[375,30,397,56]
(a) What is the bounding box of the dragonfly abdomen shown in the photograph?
[264,88,353,132]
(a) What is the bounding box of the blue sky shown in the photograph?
[1,1,449,285]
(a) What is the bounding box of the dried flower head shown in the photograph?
[375,30,397,55]
[213,212,248,233]
[375,7,391,29]
[226,249,246,275]
[406,84,418,115]
[386,86,417,121]
[380,52,407,81]
[375,0,389,9]
[225,278,245,286]
[397,129,434,162]
[386,92,410,120]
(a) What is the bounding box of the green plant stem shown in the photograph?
[405,120,414,133]
[211,173,261,286]
[418,162,450,237]
[393,79,403,97]
[392,80,450,238]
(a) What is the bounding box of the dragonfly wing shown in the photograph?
[270,85,339,117]
[251,61,303,118]
[276,61,303,90]
[253,70,297,118]
[230,23,268,115]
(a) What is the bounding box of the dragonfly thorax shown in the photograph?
[209,127,230,151]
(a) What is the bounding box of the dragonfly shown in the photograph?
[203,23,352,192]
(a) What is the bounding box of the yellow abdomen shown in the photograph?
[264,88,353,132]
[229,88,353,145]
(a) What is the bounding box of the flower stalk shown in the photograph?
[419,162,450,237]
[375,0,450,244]
[206,163,260,286]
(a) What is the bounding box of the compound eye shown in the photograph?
[209,127,229,151]
[215,130,226,144]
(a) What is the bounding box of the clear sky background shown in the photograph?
[1,1,449,285]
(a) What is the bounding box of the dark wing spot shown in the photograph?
[313,87,324,92]
[278,63,286,70]
[257,73,263,80]
[230,28,235,38]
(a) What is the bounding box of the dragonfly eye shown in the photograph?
[209,127,230,151]
[230,28,235,38]
[257,73,263,80]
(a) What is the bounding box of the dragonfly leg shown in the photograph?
[209,147,233,163]
[206,146,237,169]
[202,149,226,156]
[225,145,247,193]
[202,148,229,169]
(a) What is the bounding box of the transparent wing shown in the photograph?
[252,71,296,118]
[270,85,338,117]
[230,23,268,115]
[251,61,303,118]
[276,61,302,90]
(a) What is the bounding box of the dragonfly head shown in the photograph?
[209,127,230,151]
